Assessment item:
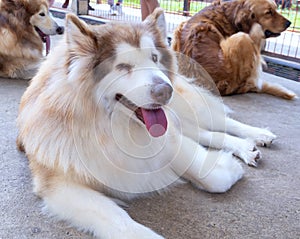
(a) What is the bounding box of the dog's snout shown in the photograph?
[56,26,64,35]
[285,20,291,29]
[151,82,173,104]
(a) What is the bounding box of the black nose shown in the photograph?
[285,20,291,29]
[56,26,64,35]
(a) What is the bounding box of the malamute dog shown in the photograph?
[17,9,276,238]
[0,0,64,79]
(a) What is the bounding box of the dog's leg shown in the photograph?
[225,118,277,147]
[172,76,263,166]
[257,80,297,100]
[172,136,244,193]
[171,76,260,166]
[40,180,163,238]
[195,129,261,167]
[181,119,261,166]
[181,114,275,166]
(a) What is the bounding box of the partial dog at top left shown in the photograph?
[0,0,64,79]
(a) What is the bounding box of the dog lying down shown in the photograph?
[172,0,297,100]
[0,0,64,79]
[17,9,277,238]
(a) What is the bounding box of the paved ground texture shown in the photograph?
[1,20,300,239]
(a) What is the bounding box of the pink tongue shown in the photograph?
[45,35,50,55]
[141,108,167,137]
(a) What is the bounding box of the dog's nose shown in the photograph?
[56,26,64,35]
[285,20,291,29]
[151,81,173,105]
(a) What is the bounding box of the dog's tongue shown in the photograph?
[45,35,50,55]
[141,108,167,137]
[35,27,50,55]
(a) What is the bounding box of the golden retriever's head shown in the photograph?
[235,0,291,38]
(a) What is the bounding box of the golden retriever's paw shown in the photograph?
[280,88,298,100]
[288,92,298,100]
[252,129,277,147]
[233,139,261,167]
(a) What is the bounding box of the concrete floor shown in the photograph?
[1,19,300,239]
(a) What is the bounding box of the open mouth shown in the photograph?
[115,93,168,138]
[264,30,281,38]
[35,27,50,55]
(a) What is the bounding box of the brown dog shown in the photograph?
[0,0,64,79]
[172,0,297,100]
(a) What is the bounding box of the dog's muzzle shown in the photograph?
[264,20,291,38]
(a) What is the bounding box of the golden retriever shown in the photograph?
[172,0,297,100]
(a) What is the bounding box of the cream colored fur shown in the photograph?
[17,9,276,238]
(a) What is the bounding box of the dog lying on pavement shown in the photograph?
[17,9,277,238]
[172,0,297,100]
[0,0,64,79]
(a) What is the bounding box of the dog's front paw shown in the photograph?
[252,128,277,147]
[234,139,261,167]
[125,223,164,239]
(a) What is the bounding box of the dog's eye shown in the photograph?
[265,10,273,16]
[116,63,133,72]
[152,53,158,63]
[39,12,45,17]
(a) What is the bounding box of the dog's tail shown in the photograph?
[171,21,186,52]
[259,81,298,100]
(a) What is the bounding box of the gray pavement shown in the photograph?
[1,19,300,239]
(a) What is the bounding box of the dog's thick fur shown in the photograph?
[0,0,63,79]
[172,0,297,100]
[17,9,277,238]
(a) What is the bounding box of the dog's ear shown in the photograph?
[65,13,98,57]
[234,8,256,33]
[143,7,167,41]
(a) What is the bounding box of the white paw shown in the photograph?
[125,223,164,239]
[197,151,244,193]
[251,128,277,147]
[233,139,261,167]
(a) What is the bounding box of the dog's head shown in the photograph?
[29,0,64,53]
[1,0,64,35]
[64,9,176,137]
[234,0,291,37]
[30,2,64,35]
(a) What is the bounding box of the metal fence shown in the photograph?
[52,0,300,61]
